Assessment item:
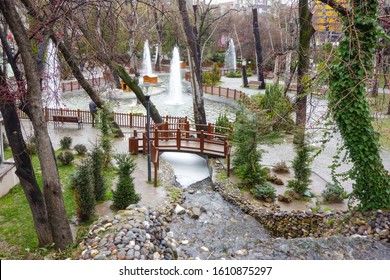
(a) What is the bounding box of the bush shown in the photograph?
[90,145,106,201]
[26,135,37,155]
[57,151,74,165]
[287,139,312,196]
[70,160,95,221]
[272,161,290,174]
[98,109,113,166]
[202,72,213,85]
[233,108,267,186]
[60,136,73,150]
[112,154,140,209]
[254,85,294,132]
[322,183,348,203]
[211,63,221,84]
[252,185,276,202]
[215,113,230,134]
[74,144,88,155]
[226,70,241,78]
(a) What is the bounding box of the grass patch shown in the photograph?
[369,93,389,114]
[373,117,390,152]
[166,185,182,202]
[4,148,13,160]
[0,185,38,256]
[0,149,118,259]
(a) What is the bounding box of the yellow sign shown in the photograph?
[313,1,345,32]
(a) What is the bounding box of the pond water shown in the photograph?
[62,73,236,124]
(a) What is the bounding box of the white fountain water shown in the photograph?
[43,40,63,108]
[166,46,183,105]
[224,38,236,72]
[141,40,153,76]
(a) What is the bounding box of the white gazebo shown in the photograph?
[0,113,19,197]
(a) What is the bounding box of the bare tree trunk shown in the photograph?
[1,0,73,249]
[273,53,282,86]
[284,49,293,92]
[370,49,381,97]
[74,18,122,89]
[178,0,207,128]
[252,8,266,89]
[153,6,163,71]
[294,0,315,142]
[0,73,53,248]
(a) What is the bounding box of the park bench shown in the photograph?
[248,81,262,88]
[52,115,83,129]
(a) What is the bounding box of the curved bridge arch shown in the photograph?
[134,122,232,186]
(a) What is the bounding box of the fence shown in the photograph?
[61,77,106,92]
[202,84,245,100]
[17,107,187,129]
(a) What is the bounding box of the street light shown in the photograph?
[242,58,249,87]
[145,94,152,183]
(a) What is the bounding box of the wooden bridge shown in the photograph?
[129,122,232,186]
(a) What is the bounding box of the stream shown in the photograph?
[160,152,272,259]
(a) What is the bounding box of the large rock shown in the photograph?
[174,204,186,215]
[188,207,201,219]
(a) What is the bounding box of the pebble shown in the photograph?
[200,246,209,252]
[174,205,186,215]
[77,170,390,261]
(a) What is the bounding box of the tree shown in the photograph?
[0,70,53,247]
[252,8,266,89]
[294,0,315,142]
[112,154,140,209]
[0,0,73,249]
[177,0,207,129]
[319,0,390,210]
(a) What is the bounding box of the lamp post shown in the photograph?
[145,95,152,183]
[242,58,248,87]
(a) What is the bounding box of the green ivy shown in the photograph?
[327,1,390,210]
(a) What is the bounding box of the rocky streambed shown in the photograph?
[78,159,390,260]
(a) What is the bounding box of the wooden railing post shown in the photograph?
[207,123,213,140]
[234,89,237,100]
[176,128,181,150]
[154,162,158,187]
[200,130,204,153]
[218,86,221,97]
[185,121,190,139]
[129,113,133,128]
[155,128,159,147]
[142,133,147,155]
[44,107,49,121]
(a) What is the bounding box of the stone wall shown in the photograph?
[214,181,389,243]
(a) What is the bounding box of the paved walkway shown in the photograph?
[20,120,169,215]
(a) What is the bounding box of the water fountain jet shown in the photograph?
[166,46,184,105]
[141,40,158,84]
[43,40,63,109]
[224,38,237,72]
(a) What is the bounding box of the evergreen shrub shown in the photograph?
[70,160,95,221]
[112,154,140,209]
[57,151,74,165]
[60,136,73,150]
[74,144,88,155]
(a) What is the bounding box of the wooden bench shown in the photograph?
[52,115,83,129]
[248,81,262,88]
